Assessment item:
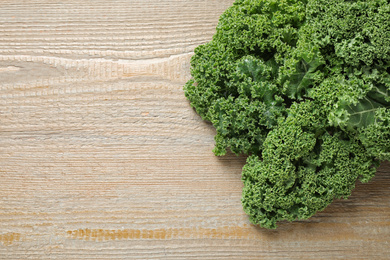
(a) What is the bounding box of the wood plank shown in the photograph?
[0,0,389,259]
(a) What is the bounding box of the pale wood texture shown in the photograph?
[0,0,389,259]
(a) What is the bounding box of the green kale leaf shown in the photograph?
[184,0,390,228]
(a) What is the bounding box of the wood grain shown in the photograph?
[0,0,389,259]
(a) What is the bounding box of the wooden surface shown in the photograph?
[0,0,389,259]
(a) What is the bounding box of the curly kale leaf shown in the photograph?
[184,0,390,229]
[279,43,325,99]
[242,102,377,229]
[242,131,377,229]
[358,108,390,161]
[305,0,390,67]
[184,0,310,156]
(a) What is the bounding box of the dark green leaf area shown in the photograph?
[358,108,390,161]
[305,0,390,66]
[309,72,390,129]
[279,44,325,99]
[242,124,376,229]
[331,80,390,130]
[215,0,306,56]
[235,55,277,84]
[261,101,328,162]
[184,42,238,121]
[234,56,280,103]
[208,56,287,156]
[242,101,376,228]
[344,87,390,129]
[209,95,285,156]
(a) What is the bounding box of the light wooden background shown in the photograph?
[0,0,389,259]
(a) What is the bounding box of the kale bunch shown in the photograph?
[184,0,390,229]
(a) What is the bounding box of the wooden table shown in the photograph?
[1,0,389,259]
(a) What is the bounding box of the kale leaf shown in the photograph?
[184,0,390,228]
